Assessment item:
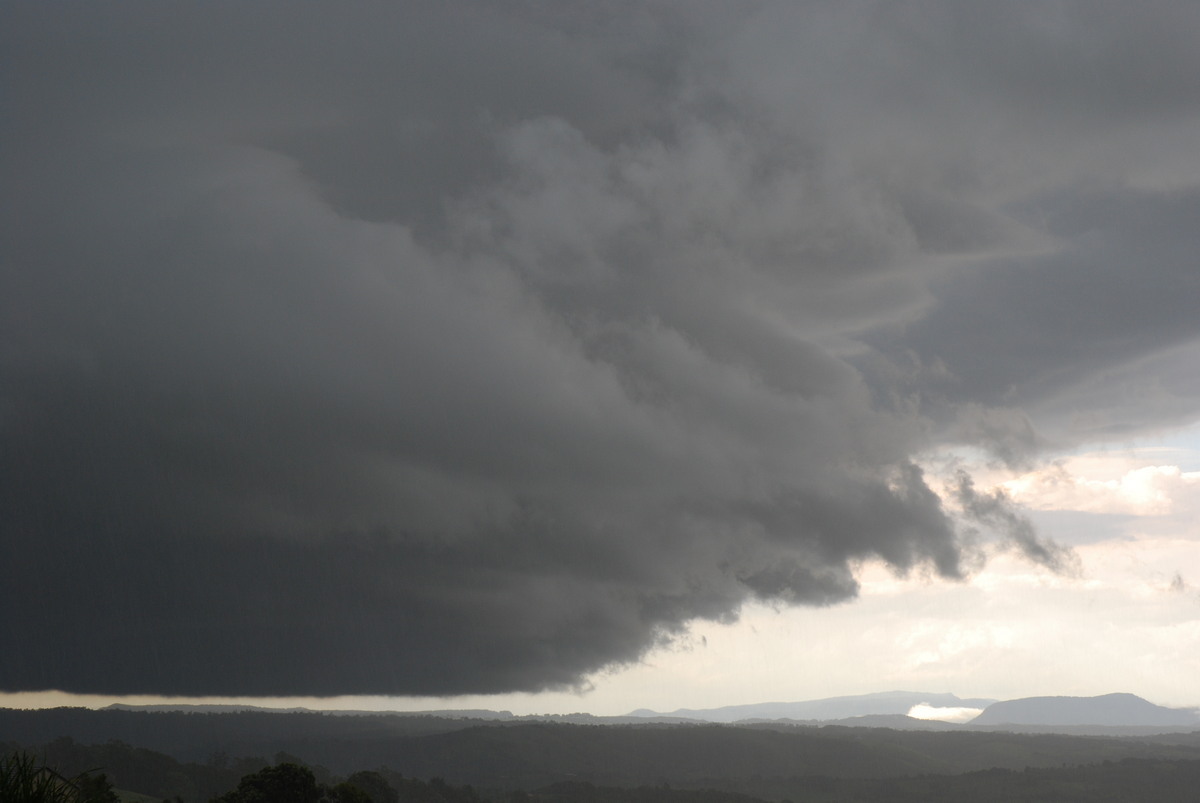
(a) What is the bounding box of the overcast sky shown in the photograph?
[3,1,1199,714]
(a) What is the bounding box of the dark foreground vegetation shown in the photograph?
[4,709,1200,802]
[5,747,1200,803]
[1,749,119,803]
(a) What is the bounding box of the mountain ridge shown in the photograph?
[968,693,1200,727]
[95,690,1200,729]
[628,690,996,722]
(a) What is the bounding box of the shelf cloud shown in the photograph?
[4,2,1199,696]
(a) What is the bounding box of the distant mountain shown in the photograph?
[969,693,1200,727]
[103,703,517,719]
[738,714,961,730]
[628,691,996,722]
[105,703,312,714]
[824,714,962,730]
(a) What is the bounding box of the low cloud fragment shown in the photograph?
[1168,573,1187,594]
[907,704,984,724]
[951,472,1080,576]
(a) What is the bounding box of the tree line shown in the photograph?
[8,741,1200,803]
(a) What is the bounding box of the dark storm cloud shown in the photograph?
[864,188,1200,453]
[3,2,1197,696]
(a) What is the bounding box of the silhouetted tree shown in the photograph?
[212,762,322,803]
[73,772,119,803]
[343,770,398,803]
[327,781,372,803]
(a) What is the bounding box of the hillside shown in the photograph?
[5,708,1200,792]
[970,693,1200,728]
[11,741,1200,803]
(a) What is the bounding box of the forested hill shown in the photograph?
[0,707,477,760]
[4,707,1200,788]
[970,693,1200,727]
[6,739,1200,803]
[342,722,1200,788]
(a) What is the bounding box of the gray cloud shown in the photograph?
[3,2,1196,696]
[864,188,1200,451]
[950,471,1080,575]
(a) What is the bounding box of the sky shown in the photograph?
[3,1,1200,716]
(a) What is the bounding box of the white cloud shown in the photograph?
[908,704,984,723]
[1002,454,1200,516]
